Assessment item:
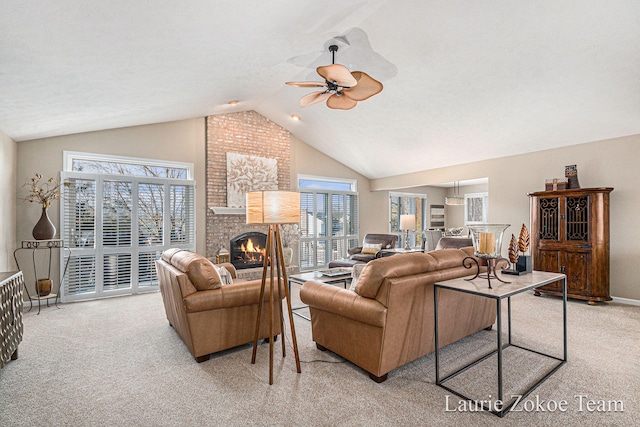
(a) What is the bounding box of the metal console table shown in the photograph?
[434,270,567,418]
[13,239,71,314]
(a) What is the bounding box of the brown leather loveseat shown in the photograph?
[300,247,496,382]
[155,248,283,362]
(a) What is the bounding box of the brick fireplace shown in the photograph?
[229,231,267,270]
[206,111,297,279]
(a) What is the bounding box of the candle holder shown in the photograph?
[463,224,511,288]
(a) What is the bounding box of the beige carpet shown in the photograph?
[0,286,638,426]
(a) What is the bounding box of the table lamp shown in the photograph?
[246,190,301,384]
[400,214,416,250]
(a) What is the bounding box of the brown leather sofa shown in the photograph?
[300,247,495,382]
[435,236,473,250]
[155,248,283,362]
[328,233,399,268]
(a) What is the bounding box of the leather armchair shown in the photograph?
[156,249,283,362]
[329,234,398,268]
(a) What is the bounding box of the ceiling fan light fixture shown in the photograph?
[286,44,382,110]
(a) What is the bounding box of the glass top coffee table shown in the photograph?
[288,268,353,320]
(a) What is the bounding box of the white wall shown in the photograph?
[16,119,207,253]
[445,183,489,228]
[0,129,17,271]
[290,135,387,239]
[371,135,640,300]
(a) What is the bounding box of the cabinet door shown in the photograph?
[538,197,560,241]
[565,195,590,242]
[535,249,562,292]
[564,250,591,295]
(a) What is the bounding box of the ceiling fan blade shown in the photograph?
[286,81,326,88]
[300,91,332,107]
[342,71,383,101]
[317,64,357,87]
[326,94,358,110]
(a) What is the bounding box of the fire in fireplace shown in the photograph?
[230,232,267,270]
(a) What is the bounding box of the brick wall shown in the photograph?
[205,111,293,276]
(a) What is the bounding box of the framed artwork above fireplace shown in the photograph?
[226,153,278,208]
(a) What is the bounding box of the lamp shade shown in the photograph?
[399,214,416,231]
[246,191,300,224]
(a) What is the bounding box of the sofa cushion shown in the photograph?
[169,250,222,291]
[355,249,474,298]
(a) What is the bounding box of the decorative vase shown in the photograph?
[32,207,56,240]
[37,278,52,297]
[465,224,512,288]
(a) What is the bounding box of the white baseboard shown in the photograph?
[611,296,640,306]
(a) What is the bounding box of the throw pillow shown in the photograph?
[216,266,233,285]
[361,243,382,255]
[349,263,368,292]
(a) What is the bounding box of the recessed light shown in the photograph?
[291,114,301,121]
[227,100,239,105]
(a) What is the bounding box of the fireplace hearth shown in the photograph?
[230,232,267,270]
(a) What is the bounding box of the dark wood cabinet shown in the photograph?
[528,187,613,305]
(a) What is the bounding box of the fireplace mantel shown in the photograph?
[209,207,245,215]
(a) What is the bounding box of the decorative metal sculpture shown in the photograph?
[509,234,519,264]
[518,224,530,255]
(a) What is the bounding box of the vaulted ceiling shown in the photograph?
[2,1,639,179]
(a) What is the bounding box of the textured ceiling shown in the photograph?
[1,1,639,179]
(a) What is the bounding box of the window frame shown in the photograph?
[464,192,489,225]
[298,175,359,271]
[389,191,427,249]
[60,152,195,302]
[63,150,194,180]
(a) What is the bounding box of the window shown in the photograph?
[465,192,489,224]
[60,152,195,302]
[298,176,358,270]
[389,192,426,249]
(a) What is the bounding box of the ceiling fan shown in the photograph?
[286,45,383,110]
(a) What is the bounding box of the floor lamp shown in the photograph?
[246,190,301,385]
